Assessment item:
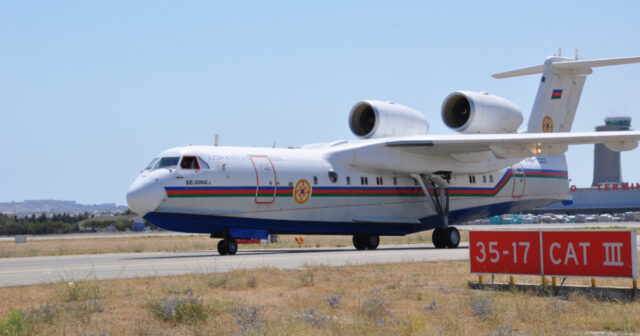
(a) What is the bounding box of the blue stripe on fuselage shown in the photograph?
[144,198,559,237]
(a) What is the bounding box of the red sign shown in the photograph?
[542,231,637,278]
[469,231,541,275]
[470,230,638,279]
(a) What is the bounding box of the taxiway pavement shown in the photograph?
[0,244,468,287]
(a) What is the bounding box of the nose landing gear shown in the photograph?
[217,239,238,255]
[215,228,238,255]
[352,234,380,250]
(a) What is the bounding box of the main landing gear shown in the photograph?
[411,172,460,249]
[352,234,380,250]
[431,226,460,248]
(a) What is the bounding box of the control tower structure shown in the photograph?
[591,116,632,186]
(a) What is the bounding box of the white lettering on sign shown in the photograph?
[564,243,578,265]
[489,242,499,263]
[550,242,591,265]
[511,241,530,264]
[475,241,486,263]
[579,242,590,265]
[603,243,624,266]
[475,240,532,265]
[550,242,561,264]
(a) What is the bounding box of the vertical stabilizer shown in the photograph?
[493,56,640,133]
[526,56,588,133]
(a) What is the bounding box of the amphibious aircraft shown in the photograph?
[127,55,640,255]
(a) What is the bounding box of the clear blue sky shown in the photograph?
[2,1,640,205]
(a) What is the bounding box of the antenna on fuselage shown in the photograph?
[215,134,219,146]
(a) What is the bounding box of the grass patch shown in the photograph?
[0,310,33,336]
[148,292,208,324]
[0,258,640,334]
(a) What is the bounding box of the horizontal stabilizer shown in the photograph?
[553,56,640,70]
[493,56,640,78]
[492,65,544,78]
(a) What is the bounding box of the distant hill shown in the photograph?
[0,200,127,215]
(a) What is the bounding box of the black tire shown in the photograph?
[217,240,228,255]
[432,228,446,249]
[445,227,460,248]
[227,239,238,255]
[353,235,366,250]
[365,235,380,250]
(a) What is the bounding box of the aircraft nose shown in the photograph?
[126,174,166,215]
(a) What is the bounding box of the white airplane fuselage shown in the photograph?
[127,144,569,237]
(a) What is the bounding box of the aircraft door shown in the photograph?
[511,163,526,198]
[249,156,277,204]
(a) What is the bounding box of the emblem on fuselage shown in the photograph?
[542,115,554,133]
[294,179,312,204]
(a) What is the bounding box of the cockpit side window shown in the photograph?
[156,157,180,169]
[198,157,210,169]
[144,158,159,171]
[180,156,201,170]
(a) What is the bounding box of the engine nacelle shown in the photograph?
[441,91,523,134]
[349,100,429,139]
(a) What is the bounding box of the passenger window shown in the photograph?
[180,156,200,170]
[489,175,494,183]
[483,175,487,183]
[328,170,338,183]
[346,176,351,185]
[198,157,210,169]
[313,176,318,185]
[393,177,398,186]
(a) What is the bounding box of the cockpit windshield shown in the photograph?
[144,158,159,171]
[155,157,180,170]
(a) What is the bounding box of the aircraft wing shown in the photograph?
[385,131,640,157]
[328,131,640,174]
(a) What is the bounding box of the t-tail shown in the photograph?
[493,55,640,133]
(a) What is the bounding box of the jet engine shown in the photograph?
[349,100,429,139]
[441,91,523,134]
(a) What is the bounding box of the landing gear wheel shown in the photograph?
[217,239,238,255]
[444,227,460,248]
[353,235,366,250]
[432,228,446,249]
[217,240,228,255]
[365,235,380,250]
[227,239,238,255]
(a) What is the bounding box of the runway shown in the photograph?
[1,223,637,288]
[0,244,468,287]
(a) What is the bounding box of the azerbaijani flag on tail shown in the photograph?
[551,89,563,99]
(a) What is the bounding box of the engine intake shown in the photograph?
[441,91,523,134]
[349,100,429,139]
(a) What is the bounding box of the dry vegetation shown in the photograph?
[0,259,639,335]
[0,231,471,258]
